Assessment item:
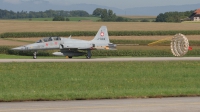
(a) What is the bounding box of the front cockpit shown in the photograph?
[36,37,61,43]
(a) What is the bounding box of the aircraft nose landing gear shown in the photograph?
[33,51,37,59]
[86,50,92,59]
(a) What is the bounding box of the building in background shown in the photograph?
[190,9,200,21]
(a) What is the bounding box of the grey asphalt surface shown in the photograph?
[0,97,200,112]
[1,57,200,63]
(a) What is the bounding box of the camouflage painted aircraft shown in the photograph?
[12,26,116,59]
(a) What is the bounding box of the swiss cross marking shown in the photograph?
[100,31,104,37]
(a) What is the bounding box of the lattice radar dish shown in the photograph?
[171,33,189,57]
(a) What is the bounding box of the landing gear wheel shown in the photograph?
[86,55,91,59]
[68,56,73,59]
[86,50,92,59]
[33,51,37,59]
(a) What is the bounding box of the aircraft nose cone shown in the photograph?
[11,46,25,50]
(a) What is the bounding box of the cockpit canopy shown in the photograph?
[36,37,61,43]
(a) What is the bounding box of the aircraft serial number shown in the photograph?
[98,38,105,40]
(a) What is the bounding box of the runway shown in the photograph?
[0,97,200,112]
[1,57,200,63]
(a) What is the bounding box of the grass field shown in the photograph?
[0,54,30,59]
[182,21,200,23]
[0,54,118,59]
[119,15,156,22]
[0,61,200,102]
[0,38,31,46]
[1,20,200,102]
[18,18,54,21]
[1,36,200,57]
[8,35,200,41]
[0,54,66,59]
[67,17,100,21]
[1,20,200,34]
[119,15,156,19]
[17,17,100,22]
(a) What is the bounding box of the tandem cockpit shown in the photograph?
[36,37,61,43]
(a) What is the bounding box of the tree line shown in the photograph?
[155,11,194,22]
[0,8,127,22]
[0,9,89,19]
[0,8,128,22]
[0,8,195,22]
[92,8,128,22]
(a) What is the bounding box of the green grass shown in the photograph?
[17,17,101,22]
[18,18,53,21]
[132,18,155,22]
[0,54,30,59]
[2,38,35,43]
[0,54,63,59]
[182,21,200,23]
[0,54,122,59]
[68,17,100,21]
[0,61,200,101]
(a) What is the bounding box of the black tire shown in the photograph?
[33,52,37,59]
[33,55,37,59]
[68,56,73,59]
[86,55,91,59]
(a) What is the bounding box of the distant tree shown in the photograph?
[93,8,122,22]
[53,16,65,21]
[156,11,194,22]
[140,19,150,22]
[107,9,116,21]
[116,17,124,22]
[92,8,102,16]
[0,9,90,19]
[156,13,166,22]
[69,10,89,17]
[28,11,35,18]
[66,18,70,21]
[101,9,108,20]
[42,13,48,18]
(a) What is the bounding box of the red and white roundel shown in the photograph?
[100,32,104,36]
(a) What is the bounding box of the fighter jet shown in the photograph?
[12,26,116,59]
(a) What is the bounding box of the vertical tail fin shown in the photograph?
[91,26,110,43]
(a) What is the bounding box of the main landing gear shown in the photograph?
[33,51,37,59]
[86,50,92,59]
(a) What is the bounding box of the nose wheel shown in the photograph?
[86,50,92,59]
[33,51,37,59]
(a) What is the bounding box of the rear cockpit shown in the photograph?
[36,37,61,43]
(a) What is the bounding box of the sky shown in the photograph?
[3,0,200,9]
